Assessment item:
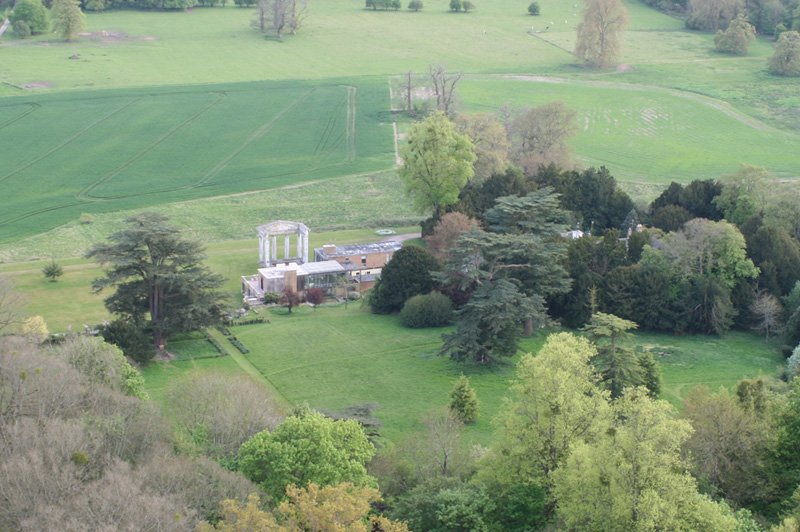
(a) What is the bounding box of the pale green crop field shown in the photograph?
[0,0,797,250]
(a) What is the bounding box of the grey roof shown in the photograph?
[300,261,346,275]
[315,241,402,259]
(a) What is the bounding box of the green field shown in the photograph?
[2,0,800,248]
[140,305,784,445]
[0,78,394,242]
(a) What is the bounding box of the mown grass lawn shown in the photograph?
[140,304,785,445]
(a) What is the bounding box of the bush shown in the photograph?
[408,0,422,10]
[100,319,154,366]
[12,20,31,39]
[263,291,281,304]
[449,0,461,11]
[462,0,474,10]
[400,291,454,328]
[527,1,539,14]
[10,0,49,33]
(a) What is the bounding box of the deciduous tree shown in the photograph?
[165,371,284,460]
[769,30,800,76]
[87,213,228,349]
[508,101,578,174]
[398,112,476,215]
[454,112,510,183]
[574,0,630,68]
[482,333,611,506]
[683,385,776,507]
[424,211,480,261]
[714,13,756,54]
[280,286,301,314]
[553,388,737,531]
[305,287,324,311]
[688,0,744,31]
[0,277,25,334]
[428,64,462,116]
[751,290,783,339]
[9,0,48,34]
[238,410,376,502]
[51,0,85,41]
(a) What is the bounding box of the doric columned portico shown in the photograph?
[256,221,311,267]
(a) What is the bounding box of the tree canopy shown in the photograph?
[370,245,441,314]
[398,112,476,215]
[86,212,228,349]
[238,410,377,502]
[574,0,630,68]
[769,30,800,76]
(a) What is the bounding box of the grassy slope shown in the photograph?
[140,305,783,445]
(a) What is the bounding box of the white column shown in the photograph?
[297,233,302,260]
[271,236,277,261]
[259,235,264,264]
[264,237,270,266]
[302,231,309,264]
[285,234,290,259]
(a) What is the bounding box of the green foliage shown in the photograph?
[263,291,281,304]
[449,0,461,11]
[439,188,571,361]
[400,292,454,328]
[398,112,476,216]
[49,335,149,400]
[238,410,377,502]
[448,374,478,423]
[12,20,31,38]
[86,213,228,348]
[527,1,539,15]
[370,246,441,314]
[583,312,645,398]
[553,388,737,531]
[714,14,755,55]
[483,333,610,498]
[41,259,63,282]
[408,0,422,10]
[439,278,535,363]
[10,0,48,33]
[101,319,154,365]
[51,0,85,41]
[769,30,800,76]
[461,0,474,11]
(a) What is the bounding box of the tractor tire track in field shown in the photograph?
[0,102,40,130]
[188,89,317,190]
[78,92,227,200]
[0,99,140,185]
[308,85,357,168]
